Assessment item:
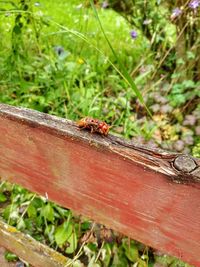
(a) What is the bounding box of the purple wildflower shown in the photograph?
[189,0,200,9]
[130,30,137,39]
[102,1,109,9]
[171,8,182,19]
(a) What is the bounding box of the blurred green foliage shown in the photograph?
[0,0,199,266]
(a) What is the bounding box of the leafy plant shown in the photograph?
[4,251,18,262]
[169,80,200,107]
[0,0,199,266]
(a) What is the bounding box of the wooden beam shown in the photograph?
[0,220,68,267]
[0,104,200,266]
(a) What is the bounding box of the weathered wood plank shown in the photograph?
[0,220,68,267]
[0,104,200,266]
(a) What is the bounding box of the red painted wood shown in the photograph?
[0,104,200,266]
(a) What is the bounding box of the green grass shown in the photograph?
[0,1,199,266]
[0,0,199,143]
[0,0,151,137]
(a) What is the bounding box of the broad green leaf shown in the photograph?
[0,192,7,202]
[3,204,18,221]
[65,231,77,254]
[122,239,139,262]
[55,221,72,246]
[41,203,54,222]
[54,206,70,218]
[112,244,129,267]
[4,251,18,262]
[27,203,37,218]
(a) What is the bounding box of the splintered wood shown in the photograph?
[0,104,200,267]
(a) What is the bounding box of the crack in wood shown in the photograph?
[1,104,200,266]
[0,103,200,185]
[108,136,200,184]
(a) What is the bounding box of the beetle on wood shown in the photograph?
[77,117,110,136]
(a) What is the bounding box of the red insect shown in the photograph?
[77,117,110,136]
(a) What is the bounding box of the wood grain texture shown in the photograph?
[0,220,68,267]
[0,104,200,266]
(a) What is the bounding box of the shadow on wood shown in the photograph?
[0,104,200,266]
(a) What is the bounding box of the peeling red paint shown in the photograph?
[0,105,200,266]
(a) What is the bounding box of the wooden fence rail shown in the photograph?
[0,220,68,267]
[0,104,200,266]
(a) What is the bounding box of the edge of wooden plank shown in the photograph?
[1,103,200,266]
[0,103,200,185]
[0,220,68,267]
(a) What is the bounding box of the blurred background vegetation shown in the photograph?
[0,0,200,266]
